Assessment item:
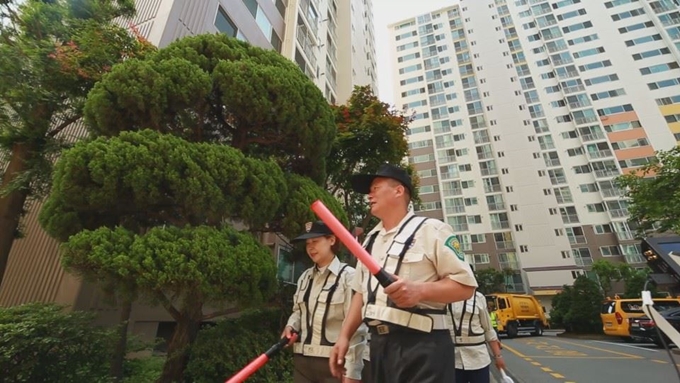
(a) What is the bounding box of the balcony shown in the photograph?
[616,231,635,241]
[446,206,466,215]
[574,256,593,266]
[595,169,620,178]
[568,235,587,245]
[544,159,561,167]
[451,223,469,232]
[481,168,498,176]
[296,24,317,69]
[563,85,586,94]
[499,262,521,270]
[562,214,580,224]
[443,188,463,196]
[492,221,510,230]
[495,241,515,250]
[574,115,598,125]
[484,184,502,193]
[488,203,506,211]
[568,101,591,109]
[580,133,606,142]
[601,188,624,198]
[624,254,646,264]
[588,150,613,159]
[609,208,629,218]
[558,70,579,79]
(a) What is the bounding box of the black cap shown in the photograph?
[291,221,333,243]
[350,163,413,196]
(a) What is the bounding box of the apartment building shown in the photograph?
[389,0,680,307]
[0,0,377,339]
[119,0,377,103]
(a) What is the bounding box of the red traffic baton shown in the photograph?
[225,332,298,383]
[311,200,395,288]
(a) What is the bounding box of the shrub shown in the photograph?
[185,307,293,383]
[549,276,603,334]
[0,303,113,383]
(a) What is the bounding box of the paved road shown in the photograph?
[497,332,680,382]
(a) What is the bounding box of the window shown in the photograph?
[215,6,238,37]
[242,0,281,49]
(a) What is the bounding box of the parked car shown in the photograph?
[600,297,680,341]
[629,307,680,347]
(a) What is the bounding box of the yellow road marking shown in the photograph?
[502,342,528,358]
[541,367,553,372]
[524,357,533,361]
[523,356,635,359]
[531,362,541,366]
[652,359,669,364]
[549,338,644,359]
[551,373,565,378]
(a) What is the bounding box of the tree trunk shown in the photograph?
[157,304,202,383]
[110,298,133,381]
[0,142,32,289]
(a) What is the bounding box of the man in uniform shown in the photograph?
[488,300,500,339]
[329,163,478,383]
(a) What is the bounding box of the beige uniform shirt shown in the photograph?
[351,212,478,323]
[286,257,367,380]
[448,291,498,370]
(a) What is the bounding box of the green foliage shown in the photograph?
[83,33,335,184]
[277,174,348,240]
[549,276,604,333]
[474,268,506,294]
[122,356,164,383]
[324,86,414,229]
[0,303,114,383]
[591,259,658,298]
[186,308,293,383]
[0,0,151,196]
[61,224,277,309]
[617,146,680,236]
[591,259,622,297]
[39,129,287,240]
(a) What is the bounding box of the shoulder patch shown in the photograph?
[445,235,466,261]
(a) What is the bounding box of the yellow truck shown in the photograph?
[486,293,549,338]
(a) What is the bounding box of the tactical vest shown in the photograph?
[448,292,486,347]
[362,215,448,333]
[293,263,349,358]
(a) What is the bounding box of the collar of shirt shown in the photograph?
[314,256,341,276]
[367,211,415,237]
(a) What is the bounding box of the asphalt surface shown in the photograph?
[495,331,680,383]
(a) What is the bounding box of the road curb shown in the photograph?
[555,332,610,340]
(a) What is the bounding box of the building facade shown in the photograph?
[123,0,377,104]
[0,0,377,340]
[388,0,680,307]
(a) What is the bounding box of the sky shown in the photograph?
[372,0,457,106]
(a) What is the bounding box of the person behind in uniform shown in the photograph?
[328,163,478,383]
[282,221,368,383]
[449,290,505,383]
[488,300,500,339]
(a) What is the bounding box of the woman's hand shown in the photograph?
[494,355,506,371]
[280,326,296,346]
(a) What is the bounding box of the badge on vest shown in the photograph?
[445,235,465,261]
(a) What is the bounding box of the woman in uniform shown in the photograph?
[282,221,367,383]
[449,290,506,383]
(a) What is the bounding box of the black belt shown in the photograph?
[369,323,448,336]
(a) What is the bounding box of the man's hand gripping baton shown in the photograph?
[225,332,298,383]
[311,200,395,288]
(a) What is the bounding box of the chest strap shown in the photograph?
[299,263,349,345]
[363,216,446,331]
